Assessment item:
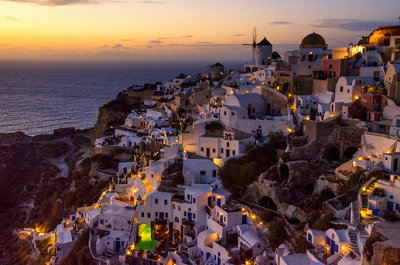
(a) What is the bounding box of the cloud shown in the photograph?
[148,40,163,44]
[181,35,194,38]
[118,38,135,42]
[270,21,292,25]
[196,41,213,44]
[100,44,110,48]
[136,0,166,3]
[5,16,19,21]
[157,37,169,40]
[2,0,99,6]
[310,19,398,31]
[112,43,126,49]
[233,34,245,37]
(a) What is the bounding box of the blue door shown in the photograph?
[218,257,221,265]
[242,214,247,224]
[388,201,394,211]
[308,233,312,243]
[208,196,212,207]
[159,212,164,220]
[220,215,223,224]
[330,239,336,255]
[217,198,221,207]
[206,253,211,260]
[188,212,192,221]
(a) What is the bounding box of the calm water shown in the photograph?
[0,60,243,135]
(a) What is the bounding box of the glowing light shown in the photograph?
[245,90,249,93]
[341,245,346,251]
[305,116,310,120]
[250,214,256,220]
[287,127,293,133]
[355,96,359,100]
[276,86,280,91]
[288,93,292,97]
[362,187,366,192]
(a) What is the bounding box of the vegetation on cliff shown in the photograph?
[218,132,286,196]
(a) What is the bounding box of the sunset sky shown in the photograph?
[1,0,399,61]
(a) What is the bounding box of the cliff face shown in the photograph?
[363,221,400,265]
[91,92,140,140]
[0,129,110,265]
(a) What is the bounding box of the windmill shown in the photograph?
[243,26,258,64]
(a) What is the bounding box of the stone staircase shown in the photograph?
[178,251,191,265]
[361,180,376,211]
[329,251,346,265]
[348,229,361,256]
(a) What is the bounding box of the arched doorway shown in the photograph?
[343,146,358,160]
[324,145,340,161]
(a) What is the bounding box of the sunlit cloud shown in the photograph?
[310,19,398,31]
[2,0,99,5]
[148,40,163,44]
[233,34,245,37]
[118,38,135,42]
[136,0,166,3]
[5,16,19,21]
[182,35,194,38]
[196,41,213,44]
[270,21,292,25]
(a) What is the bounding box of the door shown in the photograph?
[206,253,211,260]
[394,158,398,172]
[217,198,221,207]
[226,149,230,157]
[218,257,221,265]
[187,212,192,221]
[220,215,223,224]
[206,148,210,157]
[116,239,121,252]
[242,214,247,224]
[208,196,212,207]
[388,201,394,211]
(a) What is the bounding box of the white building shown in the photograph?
[183,159,219,185]
[197,126,253,159]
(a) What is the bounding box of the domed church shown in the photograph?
[294,32,331,76]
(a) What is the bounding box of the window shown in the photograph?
[147,213,150,218]
[184,211,187,216]
[175,217,179,223]
[173,204,176,210]
[141,212,144,218]
[151,174,154,178]
[178,205,181,211]
[340,86,343,92]
[187,194,191,200]
[200,170,206,175]
[155,199,158,204]
[232,112,235,116]
[193,214,196,219]
[227,142,230,147]
[213,148,216,153]
[164,200,168,205]
[201,147,204,152]
[347,89,350,93]
[100,219,104,224]
[155,212,158,217]
[193,198,196,203]
[224,111,227,116]
[165,213,169,218]
[213,170,217,178]
[224,217,226,222]
[233,150,236,156]
[221,148,224,153]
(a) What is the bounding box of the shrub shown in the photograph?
[260,211,275,223]
[268,219,288,249]
[294,236,313,253]
[311,213,334,231]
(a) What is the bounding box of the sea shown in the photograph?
[0,60,244,136]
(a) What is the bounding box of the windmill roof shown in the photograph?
[257,37,272,46]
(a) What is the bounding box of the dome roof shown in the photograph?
[300,32,327,49]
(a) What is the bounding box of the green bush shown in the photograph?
[311,213,334,231]
[268,219,288,249]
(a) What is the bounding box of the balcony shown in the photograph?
[155,218,167,225]
[182,218,194,226]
